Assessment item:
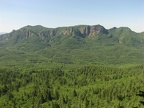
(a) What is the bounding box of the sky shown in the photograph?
[0,0,144,33]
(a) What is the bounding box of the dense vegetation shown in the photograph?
[0,25,144,69]
[0,65,144,108]
[0,25,144,107]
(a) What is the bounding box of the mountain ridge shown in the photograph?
[0,24,144,68]
[1,24,142,37]
[0,24,143,46]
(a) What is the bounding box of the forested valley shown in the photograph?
[0,25,144,108]
[0,65,144,108]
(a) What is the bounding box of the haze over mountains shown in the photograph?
[0,32,6,35]
[0,25,144,68]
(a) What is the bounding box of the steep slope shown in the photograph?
[0,25,108,45]
[1,25,143,47]
[0,25,144,68]
[109,27,144,46]
[0,25,110,51]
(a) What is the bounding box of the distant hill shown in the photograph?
[0,32,6,35]
[0,25,143,46]
[0,25,144,68]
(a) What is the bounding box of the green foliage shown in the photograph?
[0,65,144,108]
[0,25,144,68]
[0,25,144,107]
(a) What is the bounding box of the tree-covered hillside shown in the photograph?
[0,25,144,69]
[0,65,144,108]
[0,25,144,108]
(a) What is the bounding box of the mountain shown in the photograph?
[1,25,144,108]
[0,25,143,46]
[0,25,144,69]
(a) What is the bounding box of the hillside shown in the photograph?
[0,25,144,46]
[0,25,144,69]
[0,25,144,108]
[0,65,144,108]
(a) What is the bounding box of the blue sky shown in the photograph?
[0,0,144,32]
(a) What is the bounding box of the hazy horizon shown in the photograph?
[1,24,143,34]
[0,0,144,32]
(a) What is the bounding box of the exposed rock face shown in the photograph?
[60,25,108,38]
[25,30,34,38]
[31,25,108,38]
[89,25,108,38]
[0,24,144,47]
[63,28,74,35]
[79,26,90,36]
[50,30,55,36]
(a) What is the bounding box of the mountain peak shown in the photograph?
[109,27,132,32]
[58,25,108,38]
[88,25,108,38]
[0,24,144,47]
